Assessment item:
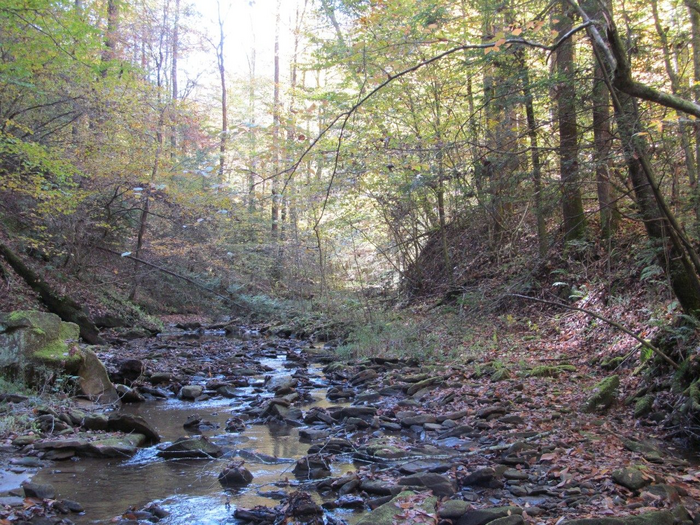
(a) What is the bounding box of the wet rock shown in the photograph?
[265,375,298,393]
[399,413,437,427]
[398,472,455,497]
[284,491,324,525]
[157,436,223,459]
[218,462,254,487]
[299,428,330,442]
[308,438,354,454]
[178,384,203,400]
[357,491,437,525]
[36,414,70,433]
[225,416,246,432]
[183,415,219,431]
[332,495,364,509]
[22,481,56,499]
[303,407,334,425]
[612,467,651,491]
[457,506,523,525]
[333,406,377,420]
[115,384,145,403]
[36,433,147,458]
[349,369,378,386]
[108,413,160,443]
[61,499,84,513]
[292,454,331,479]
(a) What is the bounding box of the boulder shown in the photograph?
[107,414,160,443]
[115,384,145,403]
[218,463,254,487]
[612,467,651,491]
[356,491,437,525]
[266,375,298,392]
[398,472,455,497]
[21,481,56,499]
[178,385,203,400]
[439,499,471,519]
[78,347,119,403]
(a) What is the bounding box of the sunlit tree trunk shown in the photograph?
[216,1,228,182]
[271,0,281,238]
[170,0,179,158]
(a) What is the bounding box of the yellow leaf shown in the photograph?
[512,27,522,36]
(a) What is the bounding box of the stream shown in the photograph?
[31,334,360,524]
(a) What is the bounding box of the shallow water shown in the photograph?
[32,354,359,524]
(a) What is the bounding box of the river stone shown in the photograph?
[292,454,331,479]
[457,506,523,525]
[612,467,651,491]
[399,458,452,474]
[108,413,160,443]
[78,347,119,403]
[149,372,172,384]
[157,436,223,459]
[266,375,298,392]
[218,464,254,486]
[115,384,145,403]
[359,480,401,496]
[398,472,455,497]
[462,467,503,488]
[178,384,203,400]
[356,491,437,525]
[21,481,56,499]
[560,510,675,524]
[400,414,437,426]
[489,517,524,525]
[440,499,471,519]
[335,406,377,420]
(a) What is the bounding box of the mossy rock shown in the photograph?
[561,510,674,524]
[356,491,436,525]
[528,364,576,378]
[601,356,625,371]
[583,375,619,413]
[634,395,654,418]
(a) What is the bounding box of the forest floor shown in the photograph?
[0,307,698,524]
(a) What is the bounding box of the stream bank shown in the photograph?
[0,322,698,524]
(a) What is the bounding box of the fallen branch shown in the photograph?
[507,294,680,370]
[95,246,245,309]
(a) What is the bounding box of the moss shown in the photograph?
[583,375,620,413]
[32,341,82,373]
[634,395,654,418]
[528,364,576,377]
[491,368,512,381]
[601,356,625,370]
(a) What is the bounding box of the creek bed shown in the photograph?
[32,353,359,524]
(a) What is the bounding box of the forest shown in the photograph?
[3,0,700,524]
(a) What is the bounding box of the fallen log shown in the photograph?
[0,242,103,344]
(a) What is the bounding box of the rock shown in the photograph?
[108,414,160,443]
[561,510,675,524]
[457,506,522,525]
[218,462,254,487]
[82,413,109,430]
[399,458,452,474]
[360,480,401,496]
[583,375,619,413]
[266,375,298,392]
[157,436,223,459]
[461,467,503,488]
[116,359,145,384]
[149,372,172,385]
[292,454,331,479]
[78,347,119,403]
[357,491,437,525]
[225,416,246,432]
[399,414,437,426]
[22,481,56,499]
[398,472,455,496]
[335,406,377,420]
[490,517,524,525]
[439,499,471,519]
[115,384,145,403]
[183,415,219,431]
[35,433,147,458]
[178,384,203,400]
[634,395,654,418]
[612,467,651,491]
[349,369,378,385]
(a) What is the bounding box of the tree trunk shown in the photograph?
[170,0,179,157]
[520,52,547,257]
[271,0,281,238]
[103,0,120,66]
[216,1,227,182]
[554,0,586,242]
[686,0,700,234]
[0,243,103,344]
